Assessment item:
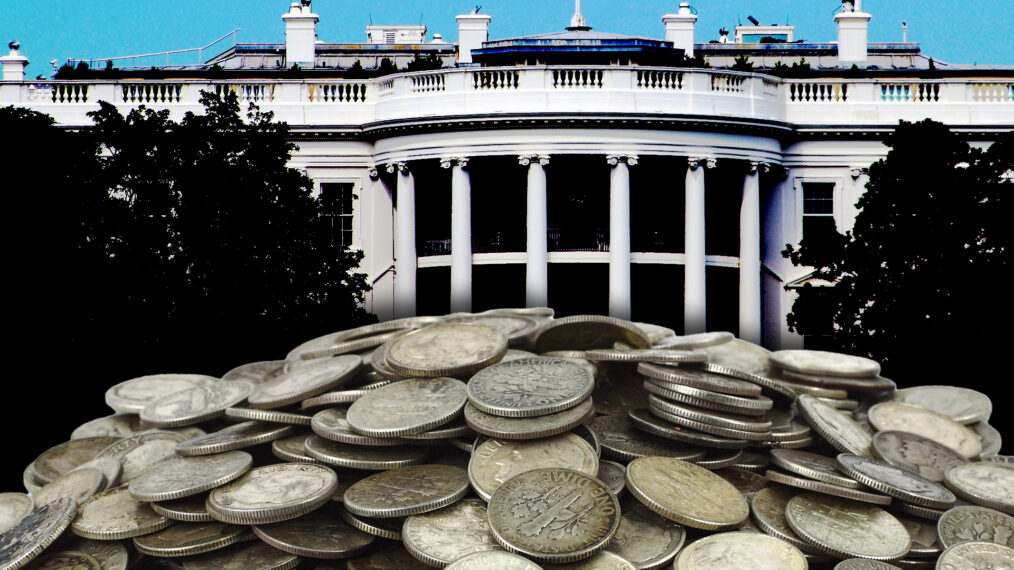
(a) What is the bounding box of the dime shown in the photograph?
[468,434,599,501]
[50,537,129,570]
[716,468,770,496]
[132,522,248,557]
[311,408,407,446]
[784,492,911,561]
[252,509,375,559]
[893,514,940,558]
[836,454,956,509]
[655,331,734,350]
[221,360,285,385]
[444,314,541,346]
[385,323,508,378]
[796,394,872,457]
[592,362,650,416]
[0,493,33,535]
[605,499,685,570]
[871,431,968,483]
[944,463,1014,514]
[764,469,892,505]
[643,379,772,416]
[467,357,595,418]
[140,382,252,428]
[646,395,772,432]
[271,434,321,464]
[868,402,981,459]
[169,540,299,570]
[673,531,807,570]
[347,377,467,437]
[625,457,748,531]
[0,497,76,570]
[779,370,897,393]
[248,355,362,409]
[151,495,214,523]
[833,560,900,569]
[175,421,294,457]
[71,415,145,440]
[533,315,651,353]
[584,348,707,364]
[891,386,992,425]
[638,363,762,396]
[487,469,620,563]
[342,464,469,518]
[937,505,1014,549]
[935,541,1014,569]
[105,374,220,415]
[71,457,121,492]
[72,487,172,540]
[32,437,121,484]
[346,542,430,570]
[403,498,501,566]
[596,461,626,498]
[445,551,543,570]
[303,436,430,470]
[750,487,816,553]
[731,450,770,472]
[94,431,186,482]
[647,399,772,441]
[32,468,105,509]
[223,407,312,426]
[973,422,1003,458]
[206,463,338,525]
[589,414,705,462]
[22,550,100,569]
[127,451,253,502]
[336,509,403,540]
[626,408,750,449]
[769,448,861,489]
[770,349,881,378]
[542,551,637,569]
[464,398,595,440]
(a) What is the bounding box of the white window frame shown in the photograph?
[314,179,361,250]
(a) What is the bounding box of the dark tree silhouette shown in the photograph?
[784,119,1012,390]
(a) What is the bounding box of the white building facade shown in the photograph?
[3,1,1012,349]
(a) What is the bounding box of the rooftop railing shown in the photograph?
[2,67,1011,129]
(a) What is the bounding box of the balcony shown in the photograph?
[1,66,1010,129]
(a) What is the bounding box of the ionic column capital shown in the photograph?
[519,154,550,167]
[607,154,639,167]
[386,161,409,175]
[850,167,867,179]
[688,157,717,170]
[440,157,470,170]
[749,161,771,174]
[367,165,380,180]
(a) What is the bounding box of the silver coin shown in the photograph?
[893,513,941,558]
[151,494,214,523]
[625,457,748,531]
[533,315,651,353]
[937,505,1014,549]
[303,435,430,470]
[52,537,129,570]
[402,498,502,567]
[132,521,248,558]
[251,508,375,559]
[346,377,467,437]
[271,434,320,464]
[784,492,911,561]
[223,407,312,426]
[868,402,981,459]
[542,551,638,569]
[71,415,145,440]
[673,531,807,570]
[22,550,100,569]
[140,382,251,428]
[346,543,430,569]
[764,469,892,505]
[584,348,707,364]
[248,355,362,410]
[643,379,773,414]
[343,464,469,518]
[627,408,750,449]
[973,422,1003,459]
[385,323,508,378]
[445,551,543,570]
[72,487,171,540]
[221,360,285,385]
[833,560,900,570]
[891,386,992,425]
[32,468,105,509]
[467,357,595,418]
[175,421,293,457]
[935,541,1014,569]
[444,314,541,347]
[770,350,881,378]
[796,394,872,457]
[653,331,734,351]
[769,448,861,489]
[310,408,408,446]
[646,395,773,432]
[0,497,77,570]
[0,493,33,535]
[595,460,626,499]
[589,414,705,462]
[605,499,685,570]
[464,398,595,440]
[871,431,969,483]
[172,540,299,570]
[944,463,1014,514]
[487,468,620,564]
[468,433,599,501]
[749,487,816,554]
[716,468,771,497]
[94,431,186,482]
[105,374,219,414]
[128,451,253,502]
[206,463,338,525]
[32,437,121,485]
[836,453,956,509]
[637,363,762,396]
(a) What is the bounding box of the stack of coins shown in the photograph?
[1,308,1012,570]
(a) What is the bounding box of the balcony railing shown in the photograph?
[3,68,1011,129]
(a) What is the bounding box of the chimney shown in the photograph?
[282,0,319,68]
[663,2,698,57]
[1,41,29,81]
[456,11,491,65]
[835,0,871,67]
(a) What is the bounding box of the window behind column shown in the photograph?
[320,183,355,248]
[801,182,838,252]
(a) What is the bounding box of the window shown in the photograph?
[320,183,354,248]
[801,182,838,251]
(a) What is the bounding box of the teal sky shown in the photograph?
[3,1,1013,78]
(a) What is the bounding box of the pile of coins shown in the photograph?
[1,308,1012,569]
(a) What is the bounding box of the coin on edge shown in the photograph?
[342,464,469,518]
[131,521,248,557]
[128,450,254,502]
[346,377,467,437]
[206,463,338,525]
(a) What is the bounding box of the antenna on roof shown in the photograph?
[471,5,482,15]
[369,14,373,25]
[747,15,760,26]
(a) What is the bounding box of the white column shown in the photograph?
[740,161,766,344]
[390,162,417,318]
[444,157,472,313]
[365,166,395,321]
[685,157,715,333]
[608,155,637,320]
[521,155,550,307]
